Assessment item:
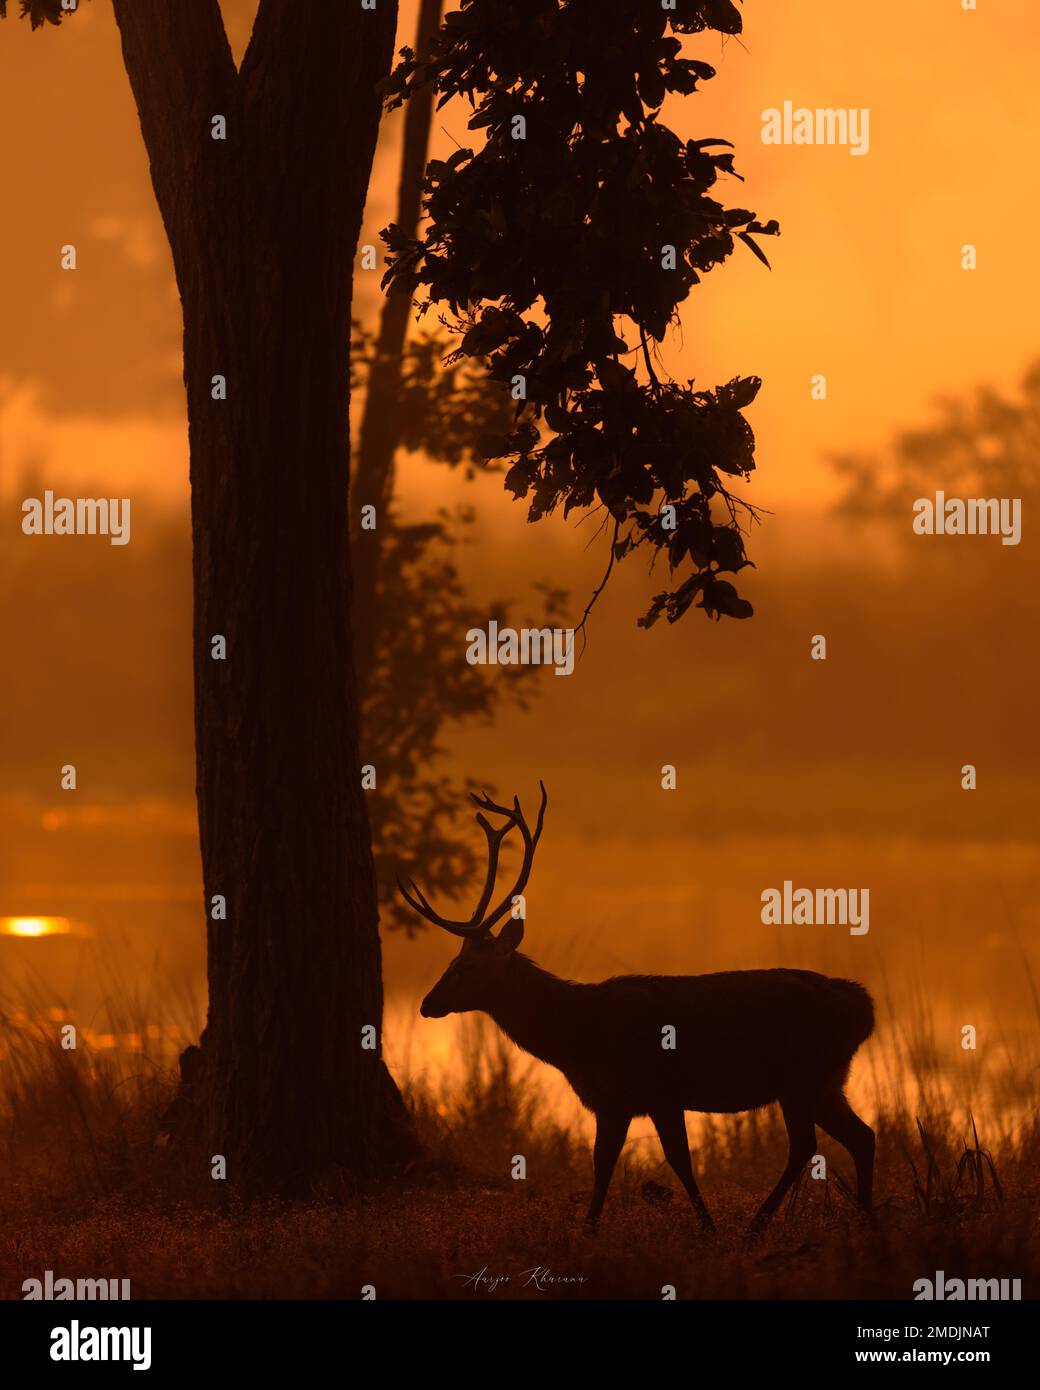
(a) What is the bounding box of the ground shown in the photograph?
[1,1013,1036,1300]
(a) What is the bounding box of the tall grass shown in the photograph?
[0,969,195,1210]
[1,963,1038,1299]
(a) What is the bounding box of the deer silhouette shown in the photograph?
[401,783,876,1232]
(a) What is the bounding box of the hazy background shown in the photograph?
[1,0,1037,1140]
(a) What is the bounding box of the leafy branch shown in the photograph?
[381,0,777,624]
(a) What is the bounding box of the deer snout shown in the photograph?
[419,991,447,1019]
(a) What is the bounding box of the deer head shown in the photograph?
[398,782,548,1018]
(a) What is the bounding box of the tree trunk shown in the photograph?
[113,0,414,1193]
[351,0,444,691]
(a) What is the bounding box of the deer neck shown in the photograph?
[483,954,580,1068]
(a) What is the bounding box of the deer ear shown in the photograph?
[496,917,524,953]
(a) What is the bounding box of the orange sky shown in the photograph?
[1,0,1038,516]
[1,1,1038,1121]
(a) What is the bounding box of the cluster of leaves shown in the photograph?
[382,0,777,623]
[351,326,513,477]
[360,510,566,931]
[833,361,1040,526]
[0,0,83,27]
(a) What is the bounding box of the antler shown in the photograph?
[397,781,548,937]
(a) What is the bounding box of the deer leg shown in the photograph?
[651,1108,715,1231]
[585,1111,630,1227]
[816,1091,875,1210]
[748,1100,816,1233]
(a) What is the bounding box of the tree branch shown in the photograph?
[111,0,237,260]
[111,1,237,161]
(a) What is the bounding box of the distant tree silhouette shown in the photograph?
[833,362,1040,528]
[6,0,775,1192]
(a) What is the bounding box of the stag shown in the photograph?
[400,784,875,1232]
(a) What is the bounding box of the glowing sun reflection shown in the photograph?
[0,916,72,938]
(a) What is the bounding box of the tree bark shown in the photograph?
[112,0,414,1192]
[351,0,444,691]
